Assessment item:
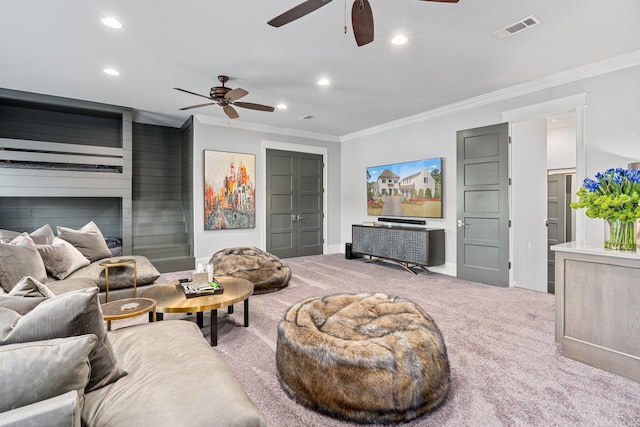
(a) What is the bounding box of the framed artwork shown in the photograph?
[366,157,442,218]
[204,150,256,230]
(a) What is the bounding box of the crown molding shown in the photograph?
[341,50,640,142]
[195,114,340,143]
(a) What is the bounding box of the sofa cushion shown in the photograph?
[0,234,48,293]
[8,276,56,298]
[29,224,55,245]
[37,237,90,279]
[57,222,112,262]
[45,277,98,296]
[0,287,127,392]
[67,255,160,290]
[83,321,268,427]
[0,335,96,413]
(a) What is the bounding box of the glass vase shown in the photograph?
[604,219,637,251]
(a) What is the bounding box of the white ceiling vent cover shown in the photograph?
[494,15,541,38]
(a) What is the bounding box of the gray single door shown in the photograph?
[456,122,510,286]
[266,149,323,258]
[547,173,571,294]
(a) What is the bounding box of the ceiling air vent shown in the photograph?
[494,15,541,38]
[299,115,314,120]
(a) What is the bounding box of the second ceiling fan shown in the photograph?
[268,0,460,47]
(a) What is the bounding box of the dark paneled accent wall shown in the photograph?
[0,99,122,147]
[180,117,194,258]
[132,122,193,272]
[0,197,122,238]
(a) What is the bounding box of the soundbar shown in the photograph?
[378,217,426,225]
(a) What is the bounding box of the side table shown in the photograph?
[101,297,156,331]
[99,258,137,302]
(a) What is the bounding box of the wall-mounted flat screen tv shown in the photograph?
[366,157,442,218]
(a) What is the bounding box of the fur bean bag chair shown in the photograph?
[276,293,450,424]
[209,247,291,294]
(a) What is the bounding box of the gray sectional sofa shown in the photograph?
[0,224,269,426]
[0,223,160,303]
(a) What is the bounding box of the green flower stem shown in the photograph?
[605,220,637,251]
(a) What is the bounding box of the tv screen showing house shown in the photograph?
[366,157,442,218]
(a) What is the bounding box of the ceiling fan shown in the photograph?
[268,0,459,47]
[174,75,275,119]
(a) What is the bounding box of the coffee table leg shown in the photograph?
[211,309,218,346]
[244,298,249,327]
[152,312,163,321]
[196,311,204,328]
[228,305,234,314]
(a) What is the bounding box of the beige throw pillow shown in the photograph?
[29,224,55,245]
[0,335,96,412]
[8,276,56,298]
[0,287,127,392]
[0,234,48,293]
[57,221,112,262]
[0,229,20,244]
[37,237,90,279]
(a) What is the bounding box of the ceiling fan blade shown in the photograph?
[233,102,275,112]
[179,102,217,111]
[225,88,249,103]
[223,105,240,119]
[268,0,334,27]
[352,0,374,47]
[173,87,213,101]
[418,0,459,2]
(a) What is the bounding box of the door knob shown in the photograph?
[457,219,466,228]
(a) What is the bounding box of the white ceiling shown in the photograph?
[2,0,640,138]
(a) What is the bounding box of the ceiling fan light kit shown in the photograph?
[174,75,275,119]
[268,0,459,47]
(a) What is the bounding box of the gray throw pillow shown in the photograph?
[0,234,48,293]
[30,224,55,245]
[37,237,90,279]
[0,287,127,392]
[8,276,56,298]
[0,229,20,244]
[0,334,96,413]
[57,221,112,262]
[0,295,46,316]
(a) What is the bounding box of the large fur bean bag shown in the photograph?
[209,247,291,294]
[276,293,450,424]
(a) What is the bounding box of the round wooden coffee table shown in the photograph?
[101,297,156,331]
[140,276,253,346]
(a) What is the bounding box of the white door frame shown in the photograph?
[501,93,587,290]
[260,139,328,254]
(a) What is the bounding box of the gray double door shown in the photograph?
[266,149,323,259]
[457,122,510,287]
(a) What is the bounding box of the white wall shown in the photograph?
[191,117,341,265]
[340,64,640,279]
[547,125,577,170]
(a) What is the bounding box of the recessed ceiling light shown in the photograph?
[103,68,120,76]
[101,17,123,29]
[317,78,330,86]
[391,35,408,45]
[276,103,288,110]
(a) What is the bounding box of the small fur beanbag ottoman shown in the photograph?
[209,247,291,294]
[276,293,450,424]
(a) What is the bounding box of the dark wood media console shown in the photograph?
[351,224,444,274]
